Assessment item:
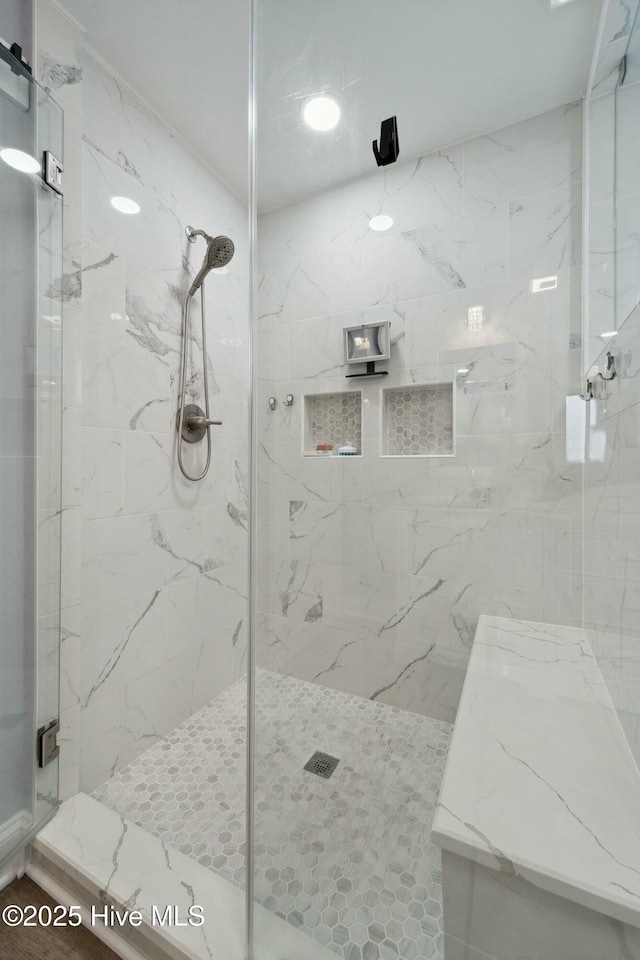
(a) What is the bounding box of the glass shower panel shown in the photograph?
[585,88,616,368]
[250,5,456,958]
[0,45,63,866]
[250,2,592,958]
[585,4,640,369]
[583,1,640,772]
[34,76,64,829]
[614,11,640,331]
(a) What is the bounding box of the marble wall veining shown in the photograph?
[256,103,584,723]
[36,0,249,797]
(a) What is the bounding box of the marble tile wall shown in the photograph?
[36,0,249,796]
[256,103,584,723]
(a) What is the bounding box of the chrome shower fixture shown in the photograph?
[186,226,235,295]
[176,225,235,481]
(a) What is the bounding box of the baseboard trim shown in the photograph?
[0,810,32,849]
[26,862,150,960]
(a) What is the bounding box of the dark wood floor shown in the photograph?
[0,876,120,960]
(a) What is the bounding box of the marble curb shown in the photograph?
[31,792,333,960]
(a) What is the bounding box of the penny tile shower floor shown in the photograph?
[93,670,452,960]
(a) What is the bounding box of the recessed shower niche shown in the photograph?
[381,382,455,457]
[302,391,362,456]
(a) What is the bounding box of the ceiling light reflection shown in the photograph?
[303,96,341,131]
[530,276,558,293]
[369,214,394,232]
[111,196,140,215]
[1,147,41,174]
[466,306,485,330]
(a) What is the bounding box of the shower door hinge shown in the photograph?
[37,719,60,768]
[43,151,64,196]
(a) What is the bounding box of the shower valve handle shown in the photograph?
[187,415,222,429]
[177,405,222,445]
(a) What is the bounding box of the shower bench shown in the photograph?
[432,615,640,960]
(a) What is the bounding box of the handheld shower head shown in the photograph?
[189,235,235,295]
[176,226,234,482]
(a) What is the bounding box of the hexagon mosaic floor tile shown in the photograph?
[93,670,452,960]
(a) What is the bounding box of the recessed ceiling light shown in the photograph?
[599,330,617,338]
[111,196,140,215]
[0,147,41,174]
[303,96,340,132]
[369,214,394,232]
[530,276,558,293]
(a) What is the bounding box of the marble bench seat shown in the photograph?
[432,615,640,960]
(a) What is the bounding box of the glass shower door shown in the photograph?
[0,43,63,866]
[248,2,598,958]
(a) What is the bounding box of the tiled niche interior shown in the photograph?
[303,391,362,455]
[382,383,454,457]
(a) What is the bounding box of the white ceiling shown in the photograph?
[63,0,251,198]
[65,0,602,211]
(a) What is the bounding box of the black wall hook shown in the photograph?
[372,116,399,167]
[5,43,32,76]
